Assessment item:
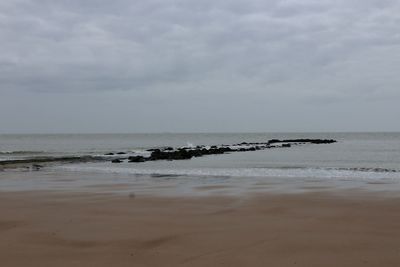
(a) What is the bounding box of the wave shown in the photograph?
[326,167,397,173]
[255,166,398,173]
[0,150,46,155]
[57,165,400,180]
[0,155,105,166]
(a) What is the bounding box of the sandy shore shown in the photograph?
[1,190,400,266]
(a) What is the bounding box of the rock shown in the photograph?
[268,139,280,144]
[268,139,337,145]
[116,152,127,155]
[151,150,169,160]
[175,149,193,159]
[220,147,232,152]
[189,150,203,157]
[209,148,224,154]
[150,149,161,156]
[128,138,337,163]
[150,148,200,161]
[105,153,114,155]
[111,159,123,163]
[128,156,146,162]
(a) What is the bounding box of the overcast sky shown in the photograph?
[0,0,399,133]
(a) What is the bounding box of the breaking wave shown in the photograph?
[0,150,46,155]
[57,165,400,180]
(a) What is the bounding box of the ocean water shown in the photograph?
[1,133,400,195]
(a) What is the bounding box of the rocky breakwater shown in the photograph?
[109,138,337,163]
[0,139,337,170]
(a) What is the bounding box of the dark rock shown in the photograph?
[175,149,193,159]
[282,144,291,148]
[209,148,224,154]
[105,153,114,155]
[220,147,232,152]
[111,159,123,163]
[116,152,127,155]
[189,150,203,157]
[201,148,210,154]
[128,156,146,162]
[150,149,193,161]
[268,139,337,145]
[151,149,161,156]
[150,149,164,160]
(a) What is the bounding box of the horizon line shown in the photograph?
[1,131,400,135]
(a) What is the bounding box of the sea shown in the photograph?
[1,132,400,196]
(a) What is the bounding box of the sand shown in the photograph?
[1,190,400,266]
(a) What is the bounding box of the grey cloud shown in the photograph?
[0,0,399,132]
[0,0,398,94]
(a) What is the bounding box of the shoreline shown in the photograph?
[1,168,400,196]
[1,189,400,266]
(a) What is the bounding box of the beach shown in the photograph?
[1,133,400,266]
[1,189,400,267]
[2,0,400,263]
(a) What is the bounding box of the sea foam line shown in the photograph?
[56,165,400,180]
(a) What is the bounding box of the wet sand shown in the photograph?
[1,190,400,266]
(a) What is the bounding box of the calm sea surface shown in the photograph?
[1,133,400,195]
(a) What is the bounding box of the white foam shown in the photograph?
[57,165,400,181]
[183,142,196,149]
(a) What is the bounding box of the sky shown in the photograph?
[0,0,399,133]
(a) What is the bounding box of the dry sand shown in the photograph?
[1,190,400,266]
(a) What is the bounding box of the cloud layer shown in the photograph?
[1,0,399,132]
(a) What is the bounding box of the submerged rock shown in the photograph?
[268,139,336,145]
